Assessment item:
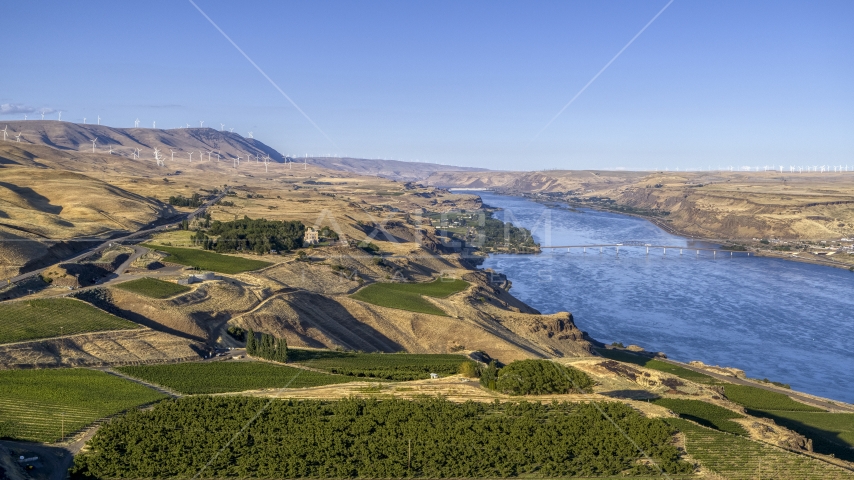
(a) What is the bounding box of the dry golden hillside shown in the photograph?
[427,169,854,241]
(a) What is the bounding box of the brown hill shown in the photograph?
[1,120,283,162]
[303,157,487,182]
[425,169,854,242]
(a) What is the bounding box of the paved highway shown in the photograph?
[4,190,227,286]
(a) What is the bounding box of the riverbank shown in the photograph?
[515,193,854,272]
[476,191,854,404]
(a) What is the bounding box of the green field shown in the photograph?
[0,298,140,344]
[652,398,746,435]
[594,348,717,384]
[116,361,356,394]
[668,418,854,479]
[113,277,191,299]
[0,369,165,443]
[718,384,854,461]
[350,278,469,315]
[750,410,854,462]
[722,384,824,411]
[142,244,272,274]
[289,349,473,380]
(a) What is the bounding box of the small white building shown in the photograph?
[304,227,320,245]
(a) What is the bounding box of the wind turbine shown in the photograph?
[200,121,204,128]
[152,121,156,129]
[109,145,113,155]
[154,148,163,166]
[91,138,96,152]
[220,123,224,131]
[247,132,253,138]
[134,118,140,128]
[207,150,212,161]
[229,128,234,133]
[188,151,193,162]
[97,115,101,125]
[14,133,22,143]
[134,148,141,159]
[170,149,175,162]
[83,117,86,124]
[216,151,220,161]
[186,123,189,128]
[41,110,45,120]
[2,126,7,141]
[23,114,27,120]
[58,111,62,121]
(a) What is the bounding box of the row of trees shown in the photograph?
[245,328,287,363]
[188,217,305,254]
[168,193,204,208]
[71,397,692,478]
[479,359,594,395]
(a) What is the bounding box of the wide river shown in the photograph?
[474,192,854,403]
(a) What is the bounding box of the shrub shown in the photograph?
[458,361,480,378]
[226,325,246,341]
[495,359,593,395]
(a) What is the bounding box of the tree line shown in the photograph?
[168,193,204,208]
[245,328,287,363]
[190,217,305,254]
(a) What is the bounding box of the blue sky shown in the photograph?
[2,1,852,170]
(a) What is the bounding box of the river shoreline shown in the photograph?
[507,193,854,272]
[473,190,854,405]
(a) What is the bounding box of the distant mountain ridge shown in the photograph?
[1,120,284,163]
[298,156,488,182]
[2,121,487,181]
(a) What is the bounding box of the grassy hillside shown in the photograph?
[350,278,469,315]
[0,298,139,344]
[142,244,272,273]
[0,369,165,443]
[114,277,191,299]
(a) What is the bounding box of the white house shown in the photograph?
[304,227,319,245]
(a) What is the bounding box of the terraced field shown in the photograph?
[669,418,854,479]
[0,369,165,443]
[594,348,716,383]
[114,277,191,299]
[117,361,356,394]
[289,349,473,380]
[0,298,140,344]
[142,244,271,274]
[652,398,746,435]
[350,278,469,315]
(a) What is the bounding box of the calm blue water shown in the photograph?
[476,192,854,403]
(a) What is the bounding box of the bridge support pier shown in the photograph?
[646,246,649,254]
[663,247,666,255]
